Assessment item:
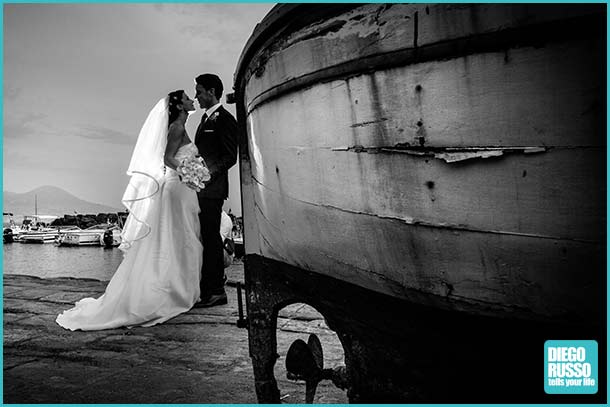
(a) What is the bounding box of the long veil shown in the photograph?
[119,97,168,251]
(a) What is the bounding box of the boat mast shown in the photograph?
[35,194,37,216]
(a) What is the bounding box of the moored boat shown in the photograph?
[19,225,81,244]
[7,215,61,242]
[3,228,15,243]
[57,224,121,247]
[20,230,60,244]
[232,4,605,403]
[3,213,18,243]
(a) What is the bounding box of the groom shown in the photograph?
[193,73,238,307]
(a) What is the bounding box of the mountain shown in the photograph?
[3,186,122,217]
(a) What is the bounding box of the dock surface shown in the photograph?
[3,263,347,403]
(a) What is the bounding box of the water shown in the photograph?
[3,242,124,281]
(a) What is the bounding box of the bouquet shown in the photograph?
[177,154,211,192]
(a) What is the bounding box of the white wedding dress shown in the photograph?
[56,143,203,331]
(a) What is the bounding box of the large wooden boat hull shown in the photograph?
[233,4,605,402]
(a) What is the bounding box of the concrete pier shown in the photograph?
[3,263,347,403]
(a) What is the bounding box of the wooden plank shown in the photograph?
[244,3,602,104]
[246,142,603,241]
[416,3,602,49]
[245,3,416,99]
[243,46,604,241]
[247,39,602,149]
[247,185,602,323]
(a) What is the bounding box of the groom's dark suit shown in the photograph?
[194,105,238,298]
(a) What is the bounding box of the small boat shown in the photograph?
[8,215,61,242]
[20,229,60,244]
[3,228,15,243]
[3,213,18,243]
[19,225,81,244]
[57,224,121,247]
[7,228,26,242]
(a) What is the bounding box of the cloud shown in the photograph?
[24,112,47,122]
[5,119,135,146]
[3,3,262,213]
[3,150,39,169]
[156,3,272,40]
[4,135,129,173]
[4,85,22,100]
[75,125,135,145]
[153,3,254,17]
[3,112,50,139]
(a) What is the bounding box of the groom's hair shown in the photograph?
[195,74,223,99]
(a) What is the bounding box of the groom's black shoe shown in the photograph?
[195,293,228,308]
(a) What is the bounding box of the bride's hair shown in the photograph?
[167,90,185,126]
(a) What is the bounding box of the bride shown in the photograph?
[56,90,204,331]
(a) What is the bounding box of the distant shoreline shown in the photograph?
[3,272,110,283]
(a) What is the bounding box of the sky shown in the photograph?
[3,3,275,215]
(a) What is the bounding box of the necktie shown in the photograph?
[195,113,207,144]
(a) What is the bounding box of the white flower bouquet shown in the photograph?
[177,154,211,192]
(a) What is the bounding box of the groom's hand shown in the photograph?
[204,169,217,184]
[184,181,199,191]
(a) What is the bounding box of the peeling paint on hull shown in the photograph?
[234,4,604,323]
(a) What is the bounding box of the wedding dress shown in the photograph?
[56,99,203,331]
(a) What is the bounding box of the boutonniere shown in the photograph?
[209,112,220,122]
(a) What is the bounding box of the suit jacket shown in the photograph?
[194,105,238,200]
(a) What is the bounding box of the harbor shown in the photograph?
[3,212,126,247]
[3,211,244,252]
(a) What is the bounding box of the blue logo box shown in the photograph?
[544,340,598,394]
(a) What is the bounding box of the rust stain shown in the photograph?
[416,119,426,146]
[350,118,389,128]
